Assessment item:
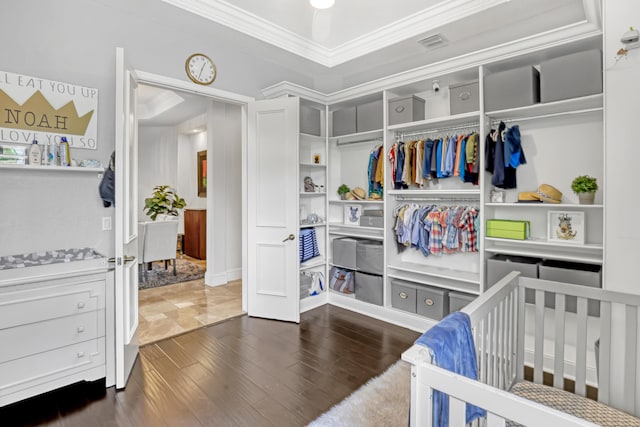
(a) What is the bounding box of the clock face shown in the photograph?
[186,54,216,85]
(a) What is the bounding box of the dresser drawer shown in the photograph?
[0,338,105,395]
[0,279,105,329]
[0,309,104,363]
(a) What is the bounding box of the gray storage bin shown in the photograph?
[332,237,357,270]
[356,240,383,275]
[300,105,321,136]
[484,66,540,111]
[487,254,542,288]
[356,100,383,132]
[390,280,417,314]
[449,81,479,115]
[332,106,356,136]
[449,292,476,312]
[360,210,384,228]
[540,49,602,102]
[538,260,602,316]
[388,95,425,125]
[355,271,383,306]
[416,286,449,320]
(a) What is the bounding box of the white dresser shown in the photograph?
[0,258,108,407]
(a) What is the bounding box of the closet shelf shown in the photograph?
[328,223,381,231]
[486,203,603,209]
[329,129,383,145]
[300,192,326,197]
[299,163,326,168]
[388,189,480,197]
[329,199,384,204]
[387,261,481,285]
[0,164,104,174]
[300,257,326,271]
[485,237,603,251]
[387,111,480,133]
[387,270,480,295]
[300,133,326,143]
[328,225,384,241]
[486,93,603,121]
[300,222,326,229]
[484,246,602,265]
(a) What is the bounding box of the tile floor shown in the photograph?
[138,272,244,346]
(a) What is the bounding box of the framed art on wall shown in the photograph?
[548,211,585,244]
[344,205,361,225]
[197,150,207,197]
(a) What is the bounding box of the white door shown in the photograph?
[247,97,300,322]
[114,47,139,388]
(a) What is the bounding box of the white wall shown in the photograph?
[138,126,178,222]
[176,131,208,220]
[603,1,640,295]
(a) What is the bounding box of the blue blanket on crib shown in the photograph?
[415,311,486,427]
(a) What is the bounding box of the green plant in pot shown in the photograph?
[337,184,351,200]
[144,185,187,220]
[571,175,598,205]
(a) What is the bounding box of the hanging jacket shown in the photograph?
[99,151,116,207]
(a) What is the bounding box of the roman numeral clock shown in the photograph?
[185,53,217,85]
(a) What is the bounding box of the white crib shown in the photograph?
[402,271,640,426]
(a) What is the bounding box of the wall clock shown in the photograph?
[185,53,217,85]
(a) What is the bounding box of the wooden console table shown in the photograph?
[184,209,206,260]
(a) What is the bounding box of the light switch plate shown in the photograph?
[102,217,112,231]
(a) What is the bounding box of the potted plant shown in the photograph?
[571,175,598,205]
[144,185,187,220]
[337,184,351,200]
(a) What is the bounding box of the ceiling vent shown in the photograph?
[417,34,448,50]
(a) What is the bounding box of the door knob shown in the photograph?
[282,234,295,242]
[123,255,136,263]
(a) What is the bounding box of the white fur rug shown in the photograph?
[308,361,410,427]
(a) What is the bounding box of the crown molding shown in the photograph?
[262,19,602,104]
[162,0,510,67]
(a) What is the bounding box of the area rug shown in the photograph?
[308,360,410,427]
[138,258,205,290]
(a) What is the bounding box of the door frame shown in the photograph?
[133,69,253,312]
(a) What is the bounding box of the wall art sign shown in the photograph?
[548,211,585,245]
[0,70,98,149]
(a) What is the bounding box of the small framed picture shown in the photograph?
[344,205,361,225]
[490,188,505,203]
[548,211,585,244]
[311,152,322,165]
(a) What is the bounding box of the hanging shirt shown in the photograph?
[422,139,434,181]
[388,143,397,189]
[375,146,384,188]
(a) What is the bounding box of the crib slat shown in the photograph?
[574,297,588,396]
[492,306,499,387]
[623,305,638,414]
[449,396,466,426]
[499,299,506,389]
[516,286,526,382]
[487,413,506,427]
[553,293,566,389]
[598,300,612,405]
[534,289,545,384]
[479,318,487,384]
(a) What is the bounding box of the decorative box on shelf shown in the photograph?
[486,219,530,240]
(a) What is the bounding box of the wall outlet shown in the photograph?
[102,217,112,231]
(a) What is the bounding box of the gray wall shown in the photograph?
[1,0,312,258]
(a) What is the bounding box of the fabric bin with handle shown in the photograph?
[484,65,540,111]
[332,237,357,270]
[449,291,476,312]
[538,260,602,316]
[355,271,383,305]
[356,100,383,132]
[388,95,425,125]
[299,228,320,263]
[487,254,541,288]
[449,81,479,115]
[328,266,355,294]
[360,210,384,228]
[300,105,321,136]
[486,219,530,240]
[416,286,449,320]
[540,49,602,103]
[332,106,356,136]
[390,279,417,314]
[356,240,383,275]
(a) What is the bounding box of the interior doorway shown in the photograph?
[135,81,245,345]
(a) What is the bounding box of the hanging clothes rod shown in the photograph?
[396,122,480,139]
[490,107,602,125]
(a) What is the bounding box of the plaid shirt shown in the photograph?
[425,210,443,256]
[458,208,479,252]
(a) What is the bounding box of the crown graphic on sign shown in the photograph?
[1,89,94,135]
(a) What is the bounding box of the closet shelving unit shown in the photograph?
[483,88,604,267]
[382,68,486,315]
[298,107,329,311]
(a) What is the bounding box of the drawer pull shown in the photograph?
[399,292,408,299]
[77,326,85,333]
[395,105,405,113]
[77,302,86,309]
[424,298,434,306]
[77,351,85,358]
[459,91,471,101]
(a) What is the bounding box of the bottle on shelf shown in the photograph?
[59,137,71,166]
[28,139,42,166]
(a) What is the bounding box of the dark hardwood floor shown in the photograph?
[1,305,420,426]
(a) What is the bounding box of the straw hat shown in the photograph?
[517,191,540,202]
[351,187,366,200]
[368,193,382,200]
[344,192,355,200]
[535,184,562,203]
